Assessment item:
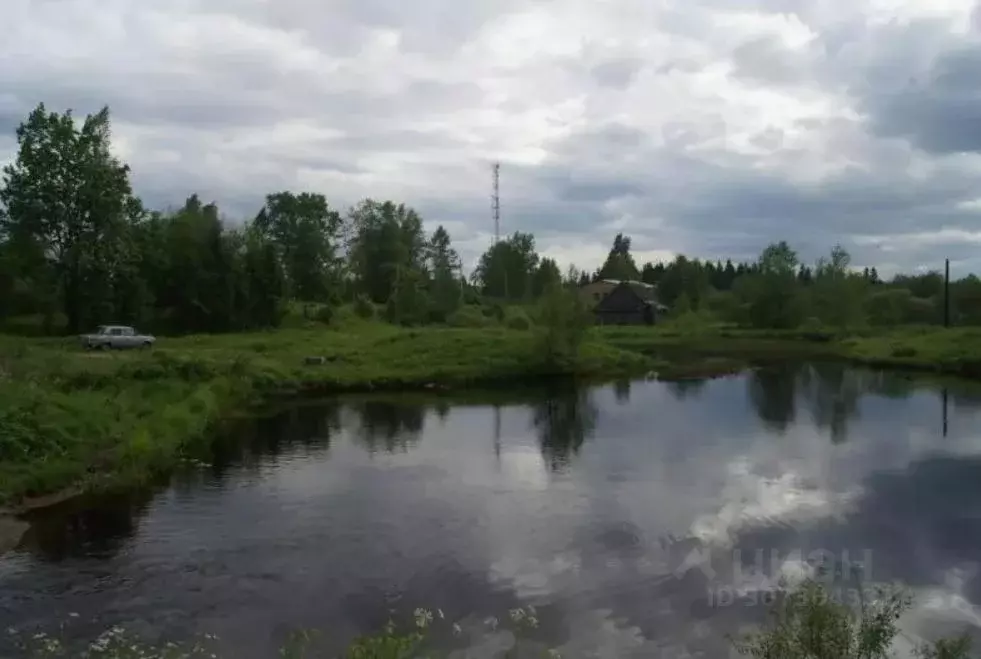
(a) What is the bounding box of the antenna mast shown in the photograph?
[492,162,500,244]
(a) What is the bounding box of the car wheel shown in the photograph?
[141,341,152,350]
[99,343,111,351]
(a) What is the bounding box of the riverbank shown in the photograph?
[0,324,652,508]
[3,322,981,510]
[600,324,981,378]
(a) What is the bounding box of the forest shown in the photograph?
[0,102,977,339]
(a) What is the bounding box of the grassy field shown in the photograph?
[0,321,650,507]
[5,316,981,508]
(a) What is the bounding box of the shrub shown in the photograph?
[353,295,375,320]
[447,306,487,328]
[482,302,506,322]
[505,308,532,330]
[536,284,589,370]
[735,580,970,659]
[313,305,334,325]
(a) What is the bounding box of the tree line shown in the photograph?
[0,103,976,336]
[597,236,977,330]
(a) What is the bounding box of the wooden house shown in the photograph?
[589,280,663,325]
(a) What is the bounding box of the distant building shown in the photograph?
[581,279,665,325]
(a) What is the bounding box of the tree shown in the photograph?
[735,242,806,329]
[426,225,462,321]
[810,244,866,329]
[597,233,640,281]
[474,232,539,300]
[532,257,562,297]
[0,103,143,333]
[254,191,342,303]
[347,199,427,305]
[536,283,589,370]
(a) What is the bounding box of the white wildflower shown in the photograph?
[69,612,80,618]
[548,649,562,659]
[413,608,433,629]
[452,623,462,636]
[436,608,444,620]
[484,616,499,631]
[509,608,525,623]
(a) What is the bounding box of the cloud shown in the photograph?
[3,0,981,273]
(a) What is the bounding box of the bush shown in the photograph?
[447,306,488,328]
[735,580,970,659]
[482,302,506,322]
[312,305,334,325]
[505,308,532,330]
[536,284,589,370]
[353,295,375,320]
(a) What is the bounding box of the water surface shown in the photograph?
[4,364,981,657]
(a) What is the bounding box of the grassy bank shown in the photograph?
[0,323,651,507]
[6,320,981,508]
[599,323,981,378]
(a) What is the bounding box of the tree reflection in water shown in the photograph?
[531,382,598,472]
[350,399,426,454]
[748,364,800,434]
[211,400,342,477]
[665,378,708,401]
[613,379,632,405]
[746,363,929,443]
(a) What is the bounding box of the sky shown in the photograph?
[4,0,981,276]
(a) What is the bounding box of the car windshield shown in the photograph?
[95,326,109,335]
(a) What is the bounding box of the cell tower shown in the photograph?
[492,162,500,244]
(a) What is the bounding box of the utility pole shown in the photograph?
[944,258,951,328]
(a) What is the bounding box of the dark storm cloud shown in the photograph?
[864,45,981,154]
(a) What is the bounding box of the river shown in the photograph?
[3,363,981,658]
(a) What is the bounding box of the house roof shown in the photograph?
[620,280,658,303]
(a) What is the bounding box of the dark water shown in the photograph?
[4,364,981,657]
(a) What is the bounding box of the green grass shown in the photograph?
[0,324,652,506]
[7,318,981,507]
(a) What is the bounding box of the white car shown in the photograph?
[79,325,156,350]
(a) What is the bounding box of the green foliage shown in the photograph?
[344,626,423,659]
[254,191,343,302]
[505,307,533,330]
[735,580,970,659]
[426,225,463,322]
[353,294,376,320]
[348,199,426,305]
[0,103,143,333]
[597,232,641,281]
[536,284,589,370]
[808,245,868,330]
[473,232,539,300]
[13,586,970,659]
[447,305,489,328]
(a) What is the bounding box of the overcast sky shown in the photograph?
[5,0,981,275]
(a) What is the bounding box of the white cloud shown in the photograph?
[4,0,981,273]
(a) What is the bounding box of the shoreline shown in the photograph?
[3,324,981,524]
